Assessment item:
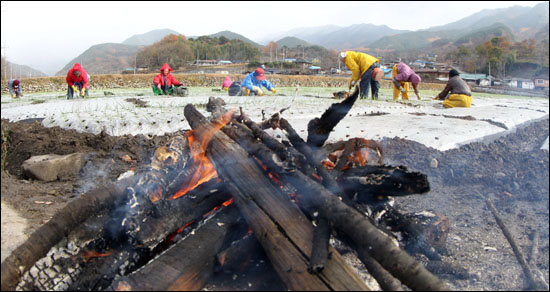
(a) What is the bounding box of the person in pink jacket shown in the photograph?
[152,63,185,95]
[222,76,233,91]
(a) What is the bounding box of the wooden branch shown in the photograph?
[307,85,360,148]
[486,200,549,290]
[309,216,332,274]
[184,104,370,291]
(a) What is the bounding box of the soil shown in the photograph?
[1,117,548,291]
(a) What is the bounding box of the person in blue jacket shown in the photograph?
[241,68,277,96]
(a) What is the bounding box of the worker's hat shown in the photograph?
[254,68,266,80]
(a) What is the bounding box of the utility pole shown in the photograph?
[2,43,8,81]
[489,61,491,86]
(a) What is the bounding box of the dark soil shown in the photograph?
[380,117,549,291]
[1,117,548,291]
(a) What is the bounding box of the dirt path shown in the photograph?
[1,201,29,263]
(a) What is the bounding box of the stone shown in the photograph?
[22,153,86,181]
[430,158,439,168]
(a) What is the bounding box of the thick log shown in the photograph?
[486,200,549,290]
[122,181,231,249]
[1,178,133,291]
[307,85,360,148]
[225,183,329,291]
[109,205,241,291]
[184,104,371,291]
[214,112,447,290]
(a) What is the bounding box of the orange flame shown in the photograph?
[171,110,235,200]
[82,250,114,262]
[350,148,369,167]
[149,184,163,203]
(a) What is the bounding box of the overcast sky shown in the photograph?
[1,1,545,75]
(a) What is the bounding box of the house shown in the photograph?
[460,74,493,86]
[505,78,535,90]
[415,69,449,82]
[534,73,549,91]
[283,58,297,63]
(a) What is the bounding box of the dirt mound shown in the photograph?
[379,119,549,290]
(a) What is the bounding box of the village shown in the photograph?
[1,1,549,292]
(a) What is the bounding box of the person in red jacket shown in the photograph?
[152,63,186,96]
[66,63,89,99]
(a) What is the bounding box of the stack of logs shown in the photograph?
[1,86,451,291]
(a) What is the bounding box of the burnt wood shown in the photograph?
[109,205,241,291]
[340,165,430,202]
[184,104,370,291]
[309,216,332,275]
[1,179,133,291]
[210,105,447,290]
[307,85,360,148]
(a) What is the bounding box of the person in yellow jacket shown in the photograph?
[339,51,384,100]
[434,69,473,108]
[392,62,422,100]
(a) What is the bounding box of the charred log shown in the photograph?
[339,165,430,203]
[184,104,371,291]
[309,216,332,275]
[1,179,133,291]
[307,85,360,148]
[185,103,449,291]
[109,205,241,291]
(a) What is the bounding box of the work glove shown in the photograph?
[400,87,406,93]
[271,88,277,94]
[252,86,264,96]
[71,85,78,93]
[81,88,86,97]
[157,84,162,91]
[11,93,16,98]
[349,80,357,90]
[223,87,228,91]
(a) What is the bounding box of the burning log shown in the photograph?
[1,179,133,291]
[184,105,371,291]
[109,204,241,291]
[185,103,449,291]
[307,85,360,148]
[486,200,549,290]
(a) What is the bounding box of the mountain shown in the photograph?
[369,29,459,51]
[369,3,548,52]
[453,23,515,46]
[122,29,180,46]
[2,59,47,78]
[205,31,262,47]
[266,24,408,50]
[260,25,342,45]
[276,37,311,48]
[55,43,140,76]
[425,2,548,39]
